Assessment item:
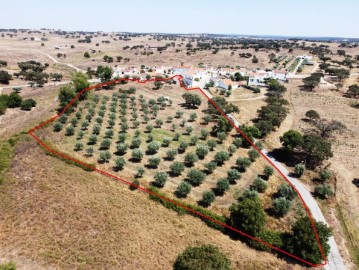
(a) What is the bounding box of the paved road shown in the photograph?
[226,113,345,270]
[261,150,345,270]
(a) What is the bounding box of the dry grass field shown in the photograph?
[0,136,306,270]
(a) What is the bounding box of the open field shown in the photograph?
[0,136,306,270]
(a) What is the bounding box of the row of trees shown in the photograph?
[0,92,36,115]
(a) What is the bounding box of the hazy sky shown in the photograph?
[1,0,358,38]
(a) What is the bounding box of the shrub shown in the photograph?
[186,169,206,186]
[227,169,241,184]
[86,146,94,156]
[236,157,252,172]
[92,124,101,135]
[105,129,114,138]
[74,142,84,151]
[184,153,198,167]
[248,149,260,162]
[130,137,142,149]
[176,181,192,198]
[162,137,172,147]
[185,125,193,135]
[228,144,236,156]
[132,149,144,161]
[148,156,161,168]
[81,120,89,130]
[0,262,17,270]
[319,169,332,182]
[173,245,231,270]
[65,126,75,136]
[129,179,140,191]
[100,138,111,150]
[233,137,243,148]
[189,112,197,121]
[53,122,63,132]
[272,197,292,217]
[114,157,126,171]
[200,129,209,140]
[207,140,217,150]
[117,133,126,143]
[88,134,98,145]
[166,149,178,160]
[263,166,274,179]
[20,98,37,110]
[59,114,68,124]
[201,191,215,207]
[153,172,168,188]
[295,163,305,177]
[215,179,230,195]
[147,141,161,154]
[217,132,227,143]
[204,162,217,174]
[190,135,199,146]
[77,130,85,140]
[196,145,209,159]
[314,184,333,199]
[251,178,268,193]
[277,183,297,200]
[98,151,111,163]
[202,115,212,124]
[214,151,229,165]
[136,167,145,178]
[170,161,185,176]
[173,132,180,141]
[178,141,189,153]
[70,117,78,127]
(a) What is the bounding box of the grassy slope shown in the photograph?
[0,136,305,270]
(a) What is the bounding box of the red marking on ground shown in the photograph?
[28,75,327,267]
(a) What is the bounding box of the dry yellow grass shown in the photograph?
[0,137,306,270]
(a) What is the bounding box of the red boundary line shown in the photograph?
[28,75,327,267]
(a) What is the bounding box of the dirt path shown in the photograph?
[36,50,84,72]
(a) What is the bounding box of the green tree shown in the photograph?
[6,93,22,108]
[295,163,305,177]
[215,178,230,195]
[284,217,332,264]
[204,162,217,174]
[272,197,292,217]
[114,157,126,171]
[263,166,274,180]
[132,149,144,161]
[184,153,198,167]
[170,161,185,176]
[305,110,320,121]
[201,191,216,207]
[182,92,202,108]
[186,169,205,186]
[280,130,303,152]
[153,172,168,187]
[230,196,266,236]
[84,52,90,58]
[248,149,260,162]
[176,181,192,198]
[251,177,268,193]
[0,70,12,84]
[214,151,230,165]
[314,184,333,199]
[227,169,241,184]
[58,86,77,110]
[147,141,161,154]
[196,145,209,159]
[173,245,231,270]
[166,149,178,160]
[96,65,113,83]
[148,156,161,168]
[277,183,297,200]
[236,158,252,172]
